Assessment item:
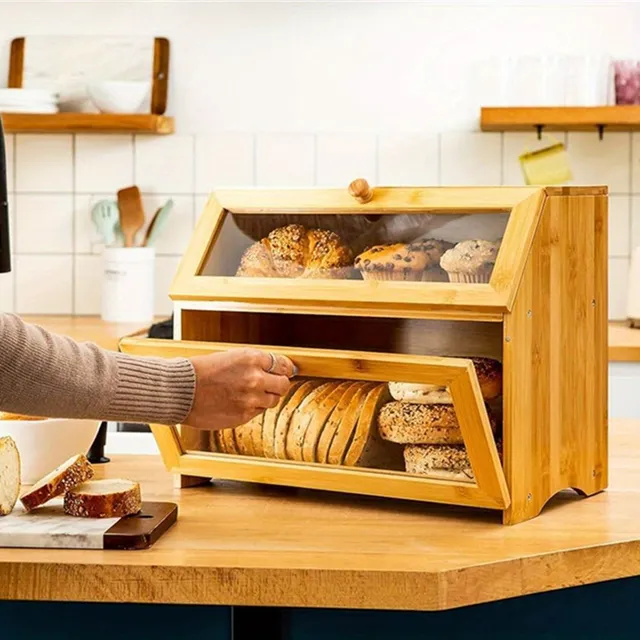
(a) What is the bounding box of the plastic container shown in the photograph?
[102,247,155,323]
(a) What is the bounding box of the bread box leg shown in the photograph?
[502,194,608,525]
[174,473,210,489]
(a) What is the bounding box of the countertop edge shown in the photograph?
[2,540,640,610]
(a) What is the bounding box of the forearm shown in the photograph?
[0,313,195,425]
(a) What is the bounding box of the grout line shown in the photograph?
[191,133,197,196]
[629,132,634,256]
[499,132,504,185]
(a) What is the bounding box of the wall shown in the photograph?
[1,1,639,317]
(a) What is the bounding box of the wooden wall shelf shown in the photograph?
[0,113,174,135]
[481,106,640,132]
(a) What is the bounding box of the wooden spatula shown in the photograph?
[116,186,145,248]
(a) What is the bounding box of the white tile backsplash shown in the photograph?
[631,133,640,194]
[74,255,102,315]
[4,134,14,192]
[15,135,73,193]
[568,132,630,194]
[316,133,376,186]
[440,132,501,186]
[377,134,439,186]
[140,195,195,255]
[609,257,630,320]
[195,133,254,192]
[609,195,631,258]
[15,194,74,254]
[0,129,633,320]
[155,256,181,316]
[15,255,73,314]
[256,134,315,186]
[75,135,134,193]
[0,271,14,313]
[135,135,194,194]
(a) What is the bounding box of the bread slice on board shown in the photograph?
[210,429,224,453]
[316,382,366,464]
[344,385,403,469]
[262,380,305,459]
[274,380,323,460]
[64,479,142,518]
[302,381,353,463]
[286,382,336,461]
[327,383,377,465]
[20,453,94,512]
[0,436,20,516]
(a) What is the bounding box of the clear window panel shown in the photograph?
[192,365,503,482]
[199,212,510,284]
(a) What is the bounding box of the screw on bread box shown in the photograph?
[527,493,532,502]
[527,310,532,318]
[505,336,511,343]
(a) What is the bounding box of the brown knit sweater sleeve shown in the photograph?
[0,313,195,425]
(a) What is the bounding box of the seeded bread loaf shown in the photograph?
[236,225,353,279]
[21,454,94,512]
[378,402,496,445]
[0,436,20,516]
[404,444,475,482]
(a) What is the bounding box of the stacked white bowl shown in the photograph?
[0,88,59,113]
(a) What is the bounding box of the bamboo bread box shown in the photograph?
[120,180,608,525]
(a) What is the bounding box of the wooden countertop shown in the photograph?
[609,321,640,362]
[21,316,153,351]
[2,418,640,610]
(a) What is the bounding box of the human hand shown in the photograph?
[184,349,296,430]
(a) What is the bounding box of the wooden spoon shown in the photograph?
[116,186,145,248]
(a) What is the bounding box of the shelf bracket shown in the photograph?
[535,125,543,140]
[597,125,605,141]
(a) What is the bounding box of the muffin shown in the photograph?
[354,239,451,282]
[440,239,500,283]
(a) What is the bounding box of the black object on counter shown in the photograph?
[87,421,110,464]
[0,117,12,275]
[148,314,174,339]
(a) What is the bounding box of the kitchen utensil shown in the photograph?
[0,117,10,274]
[144,198,174,247]
[88,81,151,114]
[117,186,145,248]
[91,199,119,246]
[0,418,100,483]
[0,500,177,550]
[519,137,572,186]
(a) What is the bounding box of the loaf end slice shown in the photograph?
[0,436,21,516]
[20,453,94,512]
[63,479,142,518]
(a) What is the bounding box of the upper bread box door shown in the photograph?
[170,181,547,319]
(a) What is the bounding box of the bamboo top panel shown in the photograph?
[1,418,639,610]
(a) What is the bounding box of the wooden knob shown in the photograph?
[348,178,373,204]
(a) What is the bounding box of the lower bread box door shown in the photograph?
[119,338,509,511]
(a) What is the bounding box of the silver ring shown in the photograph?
[266,352,277,374]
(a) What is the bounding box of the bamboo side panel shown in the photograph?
[502,195,608,525]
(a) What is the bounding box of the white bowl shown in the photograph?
[0,419,100,484]
[87,81,151,114]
